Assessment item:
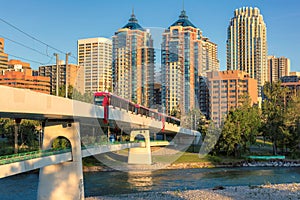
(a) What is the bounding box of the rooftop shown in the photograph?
[122,10,145,31]
[169,10,196,29]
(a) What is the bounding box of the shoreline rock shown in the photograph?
[83,160,300,172]
[86,183,300,200]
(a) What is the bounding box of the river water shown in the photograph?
[0,167,300,199]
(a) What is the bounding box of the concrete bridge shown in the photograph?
[0,85,201,200]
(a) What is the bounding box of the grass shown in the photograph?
[247,138,274,156]
[82,156,103,166]
[82,140,277,168]
[174,152,212,163]
[83,151,245,167]
[255,139,273,147]
[154,152,225,164]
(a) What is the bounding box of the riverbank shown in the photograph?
[86,183,300,200]
[83,160,300,172]
[82,161,215,172]
[82,152,300,172]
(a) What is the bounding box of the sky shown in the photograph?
[1,0,300,71]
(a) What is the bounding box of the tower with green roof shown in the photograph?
[112,11,154,107]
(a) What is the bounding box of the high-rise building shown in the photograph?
[281,75,300,105]
[112,11,154,107]
[78,37,112,93]
[0,38,8,71]
[153,83,162,107]
[204,70,258,125]
[161,9,219,115]
[199,76,209,118]
[227,7,267,97]
[39,62,84,95]
[268,56,290,83]
[290,72,300,77]
[202,37,220,74]
[0,61,50,94]
[8,59,31,71]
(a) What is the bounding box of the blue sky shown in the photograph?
[1,0,300,71]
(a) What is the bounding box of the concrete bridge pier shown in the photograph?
[128,130,152,165]
[37,122,84,200]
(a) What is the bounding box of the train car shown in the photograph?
[94,92,110,123]
[134,104,151,117]
[94,92,180,128]
[94,91,109,106]
[94,92,135,111]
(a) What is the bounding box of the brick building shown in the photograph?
[201,70,258,125]
[0,69,50,94]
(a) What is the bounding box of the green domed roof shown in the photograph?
[122,11,145,31]
[169,10,196,28]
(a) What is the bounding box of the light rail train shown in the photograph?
[94,92,180,129]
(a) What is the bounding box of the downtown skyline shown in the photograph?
[0,0,299,72]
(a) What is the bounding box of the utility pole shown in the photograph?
[54,53,59,96]
[65,53,71,98]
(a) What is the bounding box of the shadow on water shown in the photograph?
[0,172,39,200]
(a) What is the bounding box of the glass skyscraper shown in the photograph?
[161,10,219,116]
[112,11,154,107]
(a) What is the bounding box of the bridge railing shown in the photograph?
[0,148,71,165]
[0,140,171,165]
[0,141,136,165]
[81,141,137,149]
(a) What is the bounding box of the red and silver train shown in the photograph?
[94,92,180,129]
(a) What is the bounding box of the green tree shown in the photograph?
[54,84,92,103]
[201,122,221,156]
[0,119,41,154]
[283,92,300,156]
[214,95,261,156]
[52,137,71,149]
[82,91,94,103]
[216,111,241,156]
[19,120,40,150]
[180,109,206,131]
[54,84,94,104]
[58,85,74,99]
[170,105,181,119]
[261,81,289,155]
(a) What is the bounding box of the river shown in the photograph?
[0,167,300,199]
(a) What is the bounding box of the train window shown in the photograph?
[94,96,104,106]
[111,96,118,107]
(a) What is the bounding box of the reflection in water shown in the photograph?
[127,171,153,191]
[1,167,300,199]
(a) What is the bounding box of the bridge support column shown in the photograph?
[163,133,167,141]
[37,122,84,200]
[128,130,151,165]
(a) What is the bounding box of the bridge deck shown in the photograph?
[0,85,200,137]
